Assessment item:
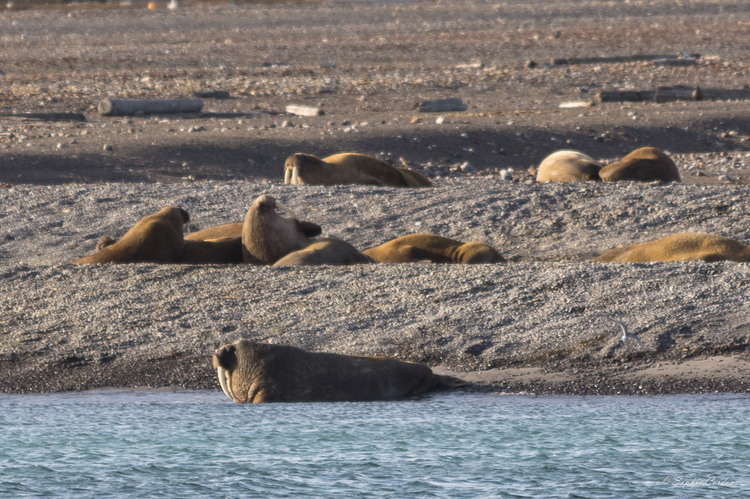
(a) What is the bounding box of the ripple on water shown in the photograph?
[0,391,747,498]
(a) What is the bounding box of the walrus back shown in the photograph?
[593,233,750,263]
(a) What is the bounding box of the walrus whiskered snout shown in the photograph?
[213,344,239,402]
[284,153,311,185]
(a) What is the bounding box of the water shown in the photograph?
[0,391,747,498]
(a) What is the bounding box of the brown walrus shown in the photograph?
[185,223,242,241]
[73,206,188,264]
[284,152,433,188]
[536,150,602,182]
[213,339,461,403]
[363,234,505,264]
[242,194,322,264]
[273,237,375,266]
[180,237,244,264]
[593,233,750,263]
[598,147,681,182]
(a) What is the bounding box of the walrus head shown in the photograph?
[284,153,322,185]
[242,194,322,264]
[214,341,243,402]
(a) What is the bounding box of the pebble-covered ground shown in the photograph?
[1,0,749,395]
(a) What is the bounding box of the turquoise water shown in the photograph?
[0,392,747,498]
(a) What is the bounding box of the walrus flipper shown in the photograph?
[396,167,433,188]
[399,245,447,263]
[294,220,322,238]
[432,374,471,391]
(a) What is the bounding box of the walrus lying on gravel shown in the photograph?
[73,206,188,264]
[593,233,750,263]
[213,339,462,403]
[242,194,322,264]
[536,150,602,182]
[284,152,433,188]
[182,223,244,264]
[185,223,242,241]
[273,237,375,266]
[363,234,505,264]
[599,147,681,182]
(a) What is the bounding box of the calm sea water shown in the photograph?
[0,391,747,498]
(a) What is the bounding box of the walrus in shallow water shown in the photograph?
[73,206,188,264]
[593,233,750,263]
[598,147,681,182]
[242,194,322,264]
[536,150,602,182]
[213,340,461,403]
[284,152,433,188]
[273,237,375,266]
[363,234,505,264]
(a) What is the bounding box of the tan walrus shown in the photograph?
[185,223,242,241]
[598,147,681,182]
[273,237,375,266]
[593,233,750,263]
[536,150,602,182]
[363,234,505,264]
[284,152,433,188]
[242,194,322,264]
[73,206,188,264]
[180,223,245,264]
[213,339,462,403]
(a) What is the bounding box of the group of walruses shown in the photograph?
[74,147,750,267]
[73,147,749,404]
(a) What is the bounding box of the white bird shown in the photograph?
[603,316,643,348]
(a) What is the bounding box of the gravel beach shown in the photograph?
[1,0,749,395]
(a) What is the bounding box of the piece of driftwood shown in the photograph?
[98,98,204,116]
[654,86,701,103]
[558,101,594,108]
[553,54,700,65]
[652,57,697,66]
[285,105,324,117]
[193,90,231,99]
[414,98,467,113]
[0,112,86,122]
[595,91,644,103]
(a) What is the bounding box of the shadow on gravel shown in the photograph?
[2,120,746,185]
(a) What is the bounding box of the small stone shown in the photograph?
[459,161,475,172]
[507,120,515,126]
[410,117,421,124]
[56,142,66,149]
[281,120,293,128]
[358,95,367,102]
[80,130,88,136]
[341,120,351,126]
[718,175,731,181]
[525,60,537,68]
[436,116,446,124]
[103,144,113,151]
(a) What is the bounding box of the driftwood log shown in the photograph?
[98,98,204,116]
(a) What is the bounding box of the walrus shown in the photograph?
[73,206,188,264]
[242,194,322,264]
[598,147,681,182]
[284,152,433,188]
[273,237,376,266]
[593,233,750,263]
[185,223,242,241]
[363,234,505,264]
[180,237,244,264]
[536,150,602,182]
[213,339,461,403]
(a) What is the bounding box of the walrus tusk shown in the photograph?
[291,166,300,185]
[275,200,300,220]
[284,168,292,185]
[217,367,232,400]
